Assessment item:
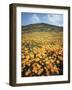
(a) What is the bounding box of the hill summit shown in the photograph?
[22,23,63,32]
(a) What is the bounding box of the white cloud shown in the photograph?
[32,14,40,24]
[47,14,63,26]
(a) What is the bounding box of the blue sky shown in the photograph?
[21,12,63,27]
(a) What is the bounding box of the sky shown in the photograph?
[21,12,63,27]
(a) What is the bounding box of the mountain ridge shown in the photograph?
[22,23,63,32]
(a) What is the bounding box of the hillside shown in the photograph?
[21,23,63,77]
[22,23,63,33]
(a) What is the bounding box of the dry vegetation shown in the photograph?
[21,31,63,77]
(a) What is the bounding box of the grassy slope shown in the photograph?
[21,23,63,77]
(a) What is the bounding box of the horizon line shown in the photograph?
[21,22,63,27]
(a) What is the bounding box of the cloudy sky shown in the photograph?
[21,12,63,27]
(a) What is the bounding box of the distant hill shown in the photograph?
[22,23,63,33]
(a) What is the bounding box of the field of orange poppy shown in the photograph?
[21,31,63,77]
